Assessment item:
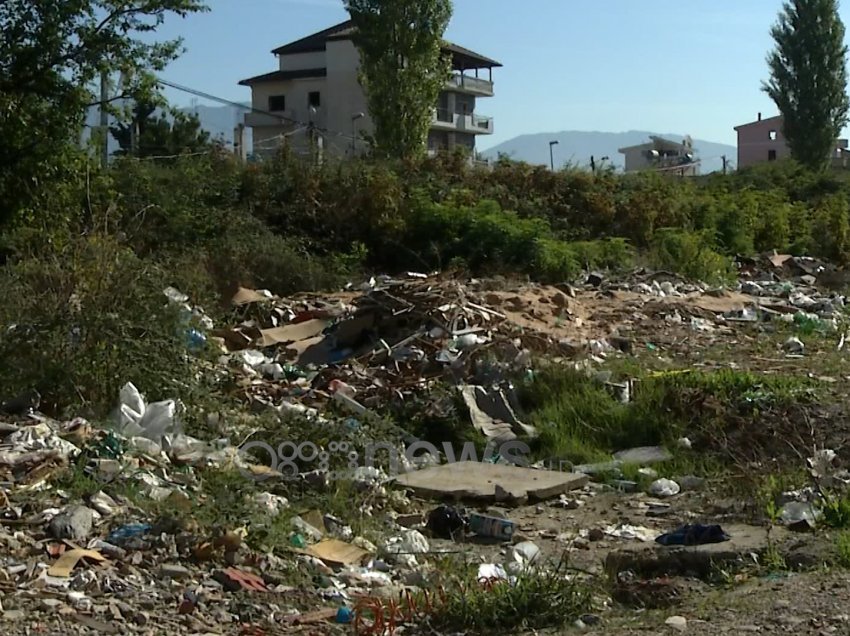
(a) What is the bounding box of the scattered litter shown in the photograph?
[783,336,805,356]
[47,547,106,578]
[305,539,371,567]
[112,383,179,442]
[665,615,688,632]
[426,505,467,539]
[780,501,819,531]
[648,479,681,498]
[468,513,516,541]
[477,563,508,581]
[603,524,656,542]
[213,567,268,592]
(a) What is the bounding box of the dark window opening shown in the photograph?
[768,149,777,161]
[308,91,321,107]
[268,95,286,111]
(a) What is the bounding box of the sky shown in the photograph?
[151,0,849,149]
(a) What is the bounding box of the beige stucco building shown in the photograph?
[734,113,848,169]
[618,136,699,176]
[238,21,500,159]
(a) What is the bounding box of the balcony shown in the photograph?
[431,109,459,131]
[244,110,294,127]
[431,110,493,135]
[464,113,494,134]
[446,73,494,96]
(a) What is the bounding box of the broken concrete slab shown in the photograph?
[394,461,588,504]
[613,446,673,465]
[605,524,789,579]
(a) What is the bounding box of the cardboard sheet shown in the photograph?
[305,539,370,567]
[232,287,271,306]
[47,547,105,577]
[259,319,328,347]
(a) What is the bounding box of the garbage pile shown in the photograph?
[210,277,574,430]
[1,259,848,633]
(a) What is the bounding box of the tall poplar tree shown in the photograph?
[345,0,453,159]
[763,0,850,170]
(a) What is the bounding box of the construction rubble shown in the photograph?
[0,252,848,634]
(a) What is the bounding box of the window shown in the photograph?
[768,149,777,161]
[268,95,286,111]
[769,130,778,141]
[308,91,321,108]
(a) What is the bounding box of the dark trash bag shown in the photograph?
[655,523,730,547]
[426,505,467,539]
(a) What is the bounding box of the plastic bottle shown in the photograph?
[468,513,515,540]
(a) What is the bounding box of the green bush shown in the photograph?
[0,234,201,415]
[650,228,735,284]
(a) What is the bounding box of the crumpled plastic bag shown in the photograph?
[113,383,179,442]
[648,478,681,498]
[507,541,540,573]
[381,530,429,568]
[4,423,80,459]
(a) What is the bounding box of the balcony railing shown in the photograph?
[431,109,493,134]
[446,74,494,96]
[466,114,493,134]
[432,108,459,128]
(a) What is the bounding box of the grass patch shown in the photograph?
[424,554,592,633]
[520,366,815,467]
[835,531,850,567]
[821,494,850,529]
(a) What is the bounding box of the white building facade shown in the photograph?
[238,21,500,158]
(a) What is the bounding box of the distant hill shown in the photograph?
[481,130,736,174]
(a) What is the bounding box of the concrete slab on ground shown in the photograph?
[605,524,789,578]
[393,461,589,504]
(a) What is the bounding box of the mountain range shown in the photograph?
[481,131,736,174]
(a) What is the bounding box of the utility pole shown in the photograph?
[722,155,728,175]
[100,71,110,168]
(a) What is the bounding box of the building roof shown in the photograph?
[618,136,690,153]
[238,68,327,86]
[734,114,782,131]
[271,19,502,69]
[271,21,354,55]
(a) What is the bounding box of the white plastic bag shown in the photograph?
[114,382,177,441]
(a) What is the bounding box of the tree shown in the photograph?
[0,0,207,227]
[763,0,850,170]
[344,0,452,160]
[110,100,211,158]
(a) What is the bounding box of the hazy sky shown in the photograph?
[152,0,849,148]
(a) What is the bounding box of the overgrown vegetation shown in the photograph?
[421,554,592,633]
[520,366,816,467]
[4,147,850,416]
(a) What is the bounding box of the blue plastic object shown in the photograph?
[107,523,151,545]
[336,607,353,624]
[185,328,207,352]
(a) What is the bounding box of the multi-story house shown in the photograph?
[735,113,848,169]
[618,135,700,176]
[238,20,500,158]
